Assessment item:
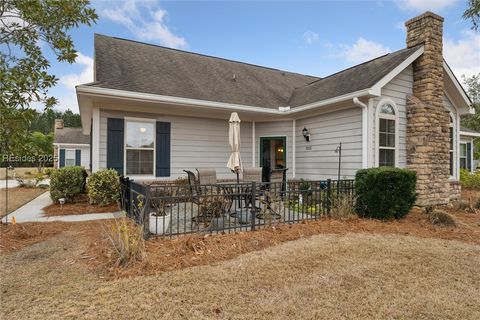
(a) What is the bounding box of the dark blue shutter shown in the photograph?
[107,118,124,176]
[156,122,171,177]
[59,149,65,168]
[467,142,472,171]
[75,149,81,166]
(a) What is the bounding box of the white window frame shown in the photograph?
[459,141,468,170]
[124,117,156,177]
[375,98,399,167]
[65,149,76,167]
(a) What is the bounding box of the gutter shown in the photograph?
[76,85,376,116]
[353,97,369,168]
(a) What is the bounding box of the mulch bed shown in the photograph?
[1,189,479,280]
[42,194,120,216]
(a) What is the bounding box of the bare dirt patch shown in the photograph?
[0,187,46,217]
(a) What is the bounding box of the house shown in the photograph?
[76,12,474,206]
[460,127,480,171]
[53,119,91,170]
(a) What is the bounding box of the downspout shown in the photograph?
[353,97,368,168]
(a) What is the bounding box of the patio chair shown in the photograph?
[196,168,217,185]
[183,170,202,204]
[242,167,262,183]
[269,168,288,198]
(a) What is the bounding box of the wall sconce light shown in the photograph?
[302,127,311,142]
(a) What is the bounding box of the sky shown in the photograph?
[38,0,480,113]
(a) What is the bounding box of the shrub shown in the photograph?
[331,193,357,220]
[459,168,480,189]
[429,209,457,227]
[44,168,54,176]
[103,218,145,267]
[50,166,86,202]
[355,167,417,220]
[87,169,120,206]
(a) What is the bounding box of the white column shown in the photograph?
[252,121,256,167]
[292,119,296,177]
[92,107,100,172]
[362,104,368,168]
[367,98,375,167]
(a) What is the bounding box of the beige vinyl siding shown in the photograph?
[255,121,294,179]
[295,107,363,180]
[99,110,252,180]
[372,65,413,168]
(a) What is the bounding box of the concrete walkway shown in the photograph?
[2,191,123,223]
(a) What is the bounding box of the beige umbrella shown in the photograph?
[227,112,242,183]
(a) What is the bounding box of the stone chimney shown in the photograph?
[54,119,64,131]
[405,12,450,206]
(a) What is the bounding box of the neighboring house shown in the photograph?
[76,12,473,206]
[460,126,480,171]
[53,119,91,170]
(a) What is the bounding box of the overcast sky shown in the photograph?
[41,0,480,113]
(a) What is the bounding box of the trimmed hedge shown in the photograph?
[355,167,417,220]
[50,166,87,202]
[87,169,120,206]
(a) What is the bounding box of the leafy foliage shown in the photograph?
[0,0,96,164]
[461,74,480,158]
[459,168,480,189]
[355,167,417,220]
[49,166,86,202]
[24,131,53,171]
[463,0,480,30]
[87,169,120,206]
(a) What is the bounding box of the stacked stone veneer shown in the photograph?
[405,12,452,206]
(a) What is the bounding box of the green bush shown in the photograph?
[355,167,417,220]
[459,168,480,189]
[50,166,87,202]
[87,169,120,206]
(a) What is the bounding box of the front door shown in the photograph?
[260,136,286,181]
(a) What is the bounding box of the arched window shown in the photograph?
[377,101,398,167]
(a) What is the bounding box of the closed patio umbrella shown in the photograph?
[227,112,242,184]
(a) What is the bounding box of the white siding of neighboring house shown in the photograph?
[371,65,413,168]
[295,107,363,180]
[99,110,253,180]
[254,120,294,179]
[56,144,90,169]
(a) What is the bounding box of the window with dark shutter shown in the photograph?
[156,122,171,177]
[107,118,124,175]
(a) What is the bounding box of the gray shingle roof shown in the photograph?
[460,126,480,135]
[288,46,422,107]
[54,128,90,144]
[91,34,422,109]
[93,34,318,109]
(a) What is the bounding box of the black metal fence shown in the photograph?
[120,177,355,239]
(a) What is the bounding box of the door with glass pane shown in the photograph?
[260,137,286,181]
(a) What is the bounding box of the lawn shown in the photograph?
[1,230,479,319]
[0,167,42,180]
[1,190,479,319]
[0,187,46,217]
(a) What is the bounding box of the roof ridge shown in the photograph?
[94,33,320,80]
[298,45,421,89]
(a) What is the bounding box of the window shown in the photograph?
[125,120,155,175]
[460,143,467,169]
[65,149,75,167]
[449,116,454,176]
[378,103,396,167]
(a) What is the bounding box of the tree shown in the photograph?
[0,0,96,164]
[29,109,81,134]
[463,0,480,30]
[460,73,480,158]
[24,131,53,172]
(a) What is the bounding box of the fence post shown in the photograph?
[142,185,151,240]
[251,182,256,231]
[326,179,332,216]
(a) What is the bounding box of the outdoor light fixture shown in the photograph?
[302,127,311,142]
[59,198,66,210]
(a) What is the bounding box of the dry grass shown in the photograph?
[1,231,479,320]
[0,167,39,179]
[0,187,46,217]
[102,218,145,267]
